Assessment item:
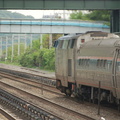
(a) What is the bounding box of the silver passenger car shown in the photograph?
[54,31,120,105]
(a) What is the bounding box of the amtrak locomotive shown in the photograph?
[54,31,120,106]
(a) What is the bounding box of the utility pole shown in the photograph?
[18,34,20,56]
[30,34,32,48]
[49,34,52,49]
[24,34,27,52]
[63,10,65,19]
[0,37,2,58]
[5,36,8,62]
[40,34,43,49]
[11,34,14,62]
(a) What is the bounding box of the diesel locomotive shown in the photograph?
[54,31,120,105]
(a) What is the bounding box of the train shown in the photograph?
[54,31,120,106]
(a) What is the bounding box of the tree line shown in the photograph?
[70,10,110,26]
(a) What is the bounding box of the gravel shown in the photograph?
[0,63,120,120]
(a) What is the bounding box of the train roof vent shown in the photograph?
[90,31,108,37]
[86,31,108,35]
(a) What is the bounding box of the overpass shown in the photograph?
[0,19,109,34]
[0,0,119,10]
[0,0,119,33]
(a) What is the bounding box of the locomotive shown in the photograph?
[54,31,120,105]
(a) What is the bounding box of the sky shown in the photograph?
[8,10,72,19]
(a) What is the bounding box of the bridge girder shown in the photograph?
[111,10,120,33]
[0,0,120,10]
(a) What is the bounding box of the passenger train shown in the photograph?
[54,31,120,106]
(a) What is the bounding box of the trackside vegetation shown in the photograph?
[0,34,62,71]
[19,48,55,70]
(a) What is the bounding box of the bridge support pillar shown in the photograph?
[49,34,52,49]
[110,10,120,33]
[40,34,43,49]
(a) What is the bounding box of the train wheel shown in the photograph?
[65,88,72,96]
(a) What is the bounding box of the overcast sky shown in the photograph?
[8,10,72,19]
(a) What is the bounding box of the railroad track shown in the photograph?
[0,71,63,96]
[0,80,96,120]
[0,67,56,86]
[1,67,119,120]
[0,88,62,120]
[0,108,16,120]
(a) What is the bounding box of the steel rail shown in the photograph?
[0,108,16,120]
[0,81,96,120]
[0,72,63,96]
[0,67,56,86]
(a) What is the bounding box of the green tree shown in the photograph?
[70,11,83,20]
[32,39,41,50]
[19,48,39,67]
[70,10,110,22]
[19,34,62,70]
[86,10,110,21]
[19,48,55,70]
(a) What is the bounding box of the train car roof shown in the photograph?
[57,34,81,40]
[81,38,120,48]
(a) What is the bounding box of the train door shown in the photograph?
[115,49,120,99]
[112,49,120,99]
[67,38,76,82]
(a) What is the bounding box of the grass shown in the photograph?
[0,60,55,72]
[0,61,21,66]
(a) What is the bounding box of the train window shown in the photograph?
[68,40,72,48]
[100,60,103,67]
[83,59,86,66]
[103,60,107,68]
[84,59,87,67]
[77,59,90,69]
[79,59,81,65]
[116,52,120,72]
[56,41,59,48]
[79,59,90,68]
[117,62,120,72]
[81,59,84,66]
[71,39,75,48]
[68,39,75,49]
[97,59,100,67]
[97,59,107,70]
[58,40,64,49]
[107,61,112,71]
[62,40,69,49]
[60,40,64,48]
[86,59,90,67]
[53,40,58,48]
[53,41,56,47]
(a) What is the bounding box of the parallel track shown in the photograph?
[0,108,16,120]
[0,71,63,96]
[0,78,95,120]
[0,67,120,120]
[0,67,56,86]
